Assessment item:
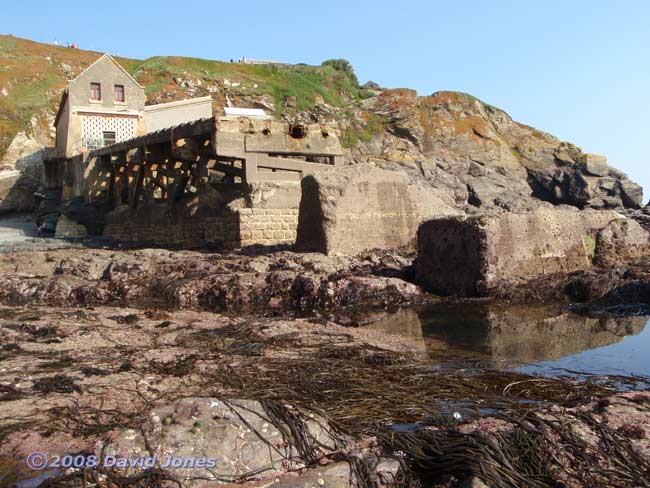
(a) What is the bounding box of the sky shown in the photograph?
[3,0,649,200]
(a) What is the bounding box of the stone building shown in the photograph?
[53,54,212,158]
[53,54,146,158]
[43,55,345,245]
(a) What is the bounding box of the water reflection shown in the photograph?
[366,303,649,374]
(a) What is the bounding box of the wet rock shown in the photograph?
[0,247,419,316]
[54,215,87,238]
[34,187,61,236]
[102,398,341,483]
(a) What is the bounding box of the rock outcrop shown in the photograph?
[415,208,648,296]
[0,112,55,214]
[295,164,459,255]
[354,90,643,212]
[595,218,650,265]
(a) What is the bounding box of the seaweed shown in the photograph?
[32,374,81,394]
[6,313,650,487]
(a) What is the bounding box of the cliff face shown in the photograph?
[0,34,643,214]
[348,89,643,212]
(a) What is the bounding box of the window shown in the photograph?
[114,84,125,102]
[90,82,101,100]
[103,131,116,146]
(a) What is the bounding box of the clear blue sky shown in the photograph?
[3,0,649,201]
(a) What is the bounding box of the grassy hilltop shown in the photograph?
[0,34,364,160]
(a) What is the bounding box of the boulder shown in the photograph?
[595,218,649,265]
[415,208,624,296]
[526,158,643,210]
[59,197,105,235]
[295,164,459,255]
[54,215,88,238]
[580,153,608,177]
[0,170,40,214]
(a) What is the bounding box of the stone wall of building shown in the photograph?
[414,208,642,296]
[103,206,298,249]
[238,208,298,247]
[295,164,459,255]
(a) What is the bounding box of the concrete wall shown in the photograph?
[295,164,459,255]
[144,97,213,132]
[55,98,70,157]
[415,208,623,296]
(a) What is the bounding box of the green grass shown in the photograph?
[340,112,386,148]
[125,56,362,115]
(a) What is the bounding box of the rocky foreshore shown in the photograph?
[0,230,649,487]
[1,297,649,488]
[0,235,648,320]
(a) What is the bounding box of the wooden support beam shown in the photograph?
[127,148,145,208]
[131,166,145,208]
[166,160,180,206]
[113,153,127,207]
[172,137,202,161]
[107,166,116,209]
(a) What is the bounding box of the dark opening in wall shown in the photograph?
[289,124,306,139]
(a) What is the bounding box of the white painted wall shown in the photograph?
[144,96,213,133]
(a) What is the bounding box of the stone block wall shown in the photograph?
[415,208,623,296]
[238,208,298,247]
[103,215,240,249]
[103,207,298,249]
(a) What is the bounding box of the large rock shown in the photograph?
[360,90,644,210]
[0,116,54,214]
[595,218,649,265]
[295,164,459,255]
[59,197,104,235]
[415,208,630,296]
[54,214,88,238]
[101,398,342,484]
[0,170,40,214]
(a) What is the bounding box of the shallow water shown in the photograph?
[366,302,650,379]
